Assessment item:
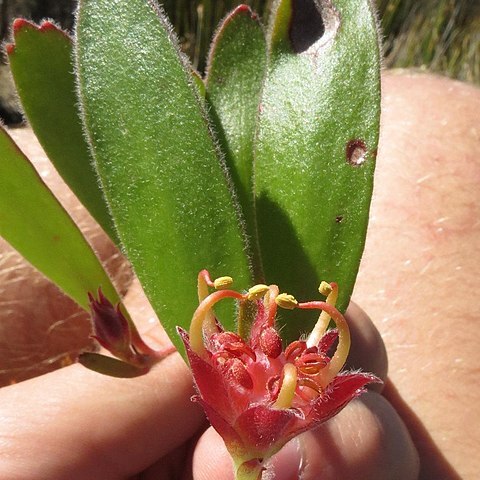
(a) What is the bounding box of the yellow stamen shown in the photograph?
[275,293,298,310]
[197,271,233,336]
[318,281,333,296]
[214,276,234,289]
[197,270,212,303]
[306,282,338,348]
[247,284,270,301]
[273,363,297,409]
[189,289,245,357]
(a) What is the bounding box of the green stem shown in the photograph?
[234,459,264,480]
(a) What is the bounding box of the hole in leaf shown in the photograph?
[289,0,340,54]
[346,139,368,166]
[289,0,325,53]
[335,215,344,223]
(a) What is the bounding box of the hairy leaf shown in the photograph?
[75,0,252,351]
[206,5,267,279]
[0,126,119,310]
[255,0,381,339]
[7,20,117,242]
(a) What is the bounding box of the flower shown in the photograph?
[179,270,380,479]
[79,289,167,377]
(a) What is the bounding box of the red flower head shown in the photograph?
[179,270,380,479]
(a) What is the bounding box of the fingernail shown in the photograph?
[266,437,304,480]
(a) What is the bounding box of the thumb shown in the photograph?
[191,393,419,480]
[268,393,419,480]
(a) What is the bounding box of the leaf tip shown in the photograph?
[12,18,35,34]
[39,20,59,32]
[232,4,259,21]
[78,352,150,378]
[12,17,68,40]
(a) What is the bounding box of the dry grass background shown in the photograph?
[161,0,480,83]
[377,0,479,84]
[1,0,479,124]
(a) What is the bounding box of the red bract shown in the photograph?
[80,289,167,377]
[179,270,380,479]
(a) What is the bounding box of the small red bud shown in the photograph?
[89,290,130,353]
[260,327,282,358]
[214,331,243,345]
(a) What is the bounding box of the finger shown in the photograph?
[272,392,419,480]
[189,427,233,480]
[0,355,202,480]
[191,392,419,480]
[139,438,196,480]
[0,281,204,480]
[345,301,388,391]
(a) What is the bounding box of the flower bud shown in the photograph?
[260,327,282,358]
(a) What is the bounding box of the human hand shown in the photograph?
[3,107,418,480]
[0,277,419,479]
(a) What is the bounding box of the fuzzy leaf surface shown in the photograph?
[255,0,381,339]
[206,5,267,279]
[75,0,252,351]
[8,20,117,242]
[0,126,119,310]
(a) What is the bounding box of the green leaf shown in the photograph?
[75,0,252,352]
[7,20,118,243]
[205,5,267,280]
[78,353,149,378]
[191,69,206,99]
[0,126,119,310]
[255,0,381,339]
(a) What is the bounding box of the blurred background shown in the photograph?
[1,0,479,125]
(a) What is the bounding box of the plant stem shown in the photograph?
[234,459,264,480]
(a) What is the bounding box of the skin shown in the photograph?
[354,70,480,479]
[0,280,416,480]
[0,70,478,478]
